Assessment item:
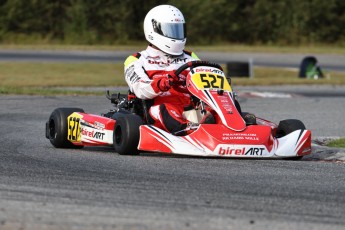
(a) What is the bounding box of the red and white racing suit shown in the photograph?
[124,45,199,135]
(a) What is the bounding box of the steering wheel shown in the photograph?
[173,61,223,80]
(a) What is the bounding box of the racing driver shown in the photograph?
[124,5,214,135]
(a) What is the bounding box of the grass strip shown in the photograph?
[1,44,345,55]
[327,138,345,148]
[0,62,344,96]
[0,86,105,96]
[0,62,124,87]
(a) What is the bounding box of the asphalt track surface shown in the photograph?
[1,92,345,230]
[0,49,345,72]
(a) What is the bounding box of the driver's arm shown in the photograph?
[124,54,165,100]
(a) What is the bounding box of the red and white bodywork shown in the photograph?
[67,65,311,158]
[67,113,115,147]
[138,124,311,158]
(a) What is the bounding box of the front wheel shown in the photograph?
[275,119,306,138]
[113,114,143,155]
[46,107,84,148]
[275,119,306,160]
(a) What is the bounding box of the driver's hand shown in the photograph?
[168,73,187,85]
[167,73,179,84]
[177,74,186,85]
[157,77,173,92]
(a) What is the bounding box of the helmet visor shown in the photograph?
[152,20,186,39]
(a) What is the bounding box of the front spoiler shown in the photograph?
[138,124,311,158]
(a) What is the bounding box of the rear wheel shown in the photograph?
[113,113,143,155]
[275,119,306,160]
[46,108,84,148]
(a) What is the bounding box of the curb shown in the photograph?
[303,139,345,162]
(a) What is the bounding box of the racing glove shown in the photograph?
[168,73,188,88]
[151,77,173,92]
[167,73,179,84]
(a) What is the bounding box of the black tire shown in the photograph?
[241,112,257,125]
[275,119,306,160]
[113,113,143,155]
[46,107,84,148]
[275,119,306,138]
[235,99,242,114]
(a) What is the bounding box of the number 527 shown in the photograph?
[200,73,224,89]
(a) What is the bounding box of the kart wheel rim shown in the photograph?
[115,125,122,145]
[49,119,56,139]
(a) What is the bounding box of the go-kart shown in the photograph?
[45,61,312,159]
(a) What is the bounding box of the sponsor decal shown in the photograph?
[147,56,160,59]
[218,146,265,156]
[170,58,188,64]
[139,80,152,84]
[170,109,180,118]
[94,121,105,129]
[217,95,233,114]
[222,133,259,141]
[125,66,140,83]
[147,58,188,66]
[195,68,224,75]
[125,65,134,77]
[160,91,172,96]
[81,128,105,140]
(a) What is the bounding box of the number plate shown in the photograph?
[67,113,83,142]
[192,73,232,91]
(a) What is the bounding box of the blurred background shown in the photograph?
[0,0,344,95]
[0,0,344,46]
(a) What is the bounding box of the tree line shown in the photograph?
[0,0,344,46]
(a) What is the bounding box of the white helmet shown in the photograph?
[144,5,186,56]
